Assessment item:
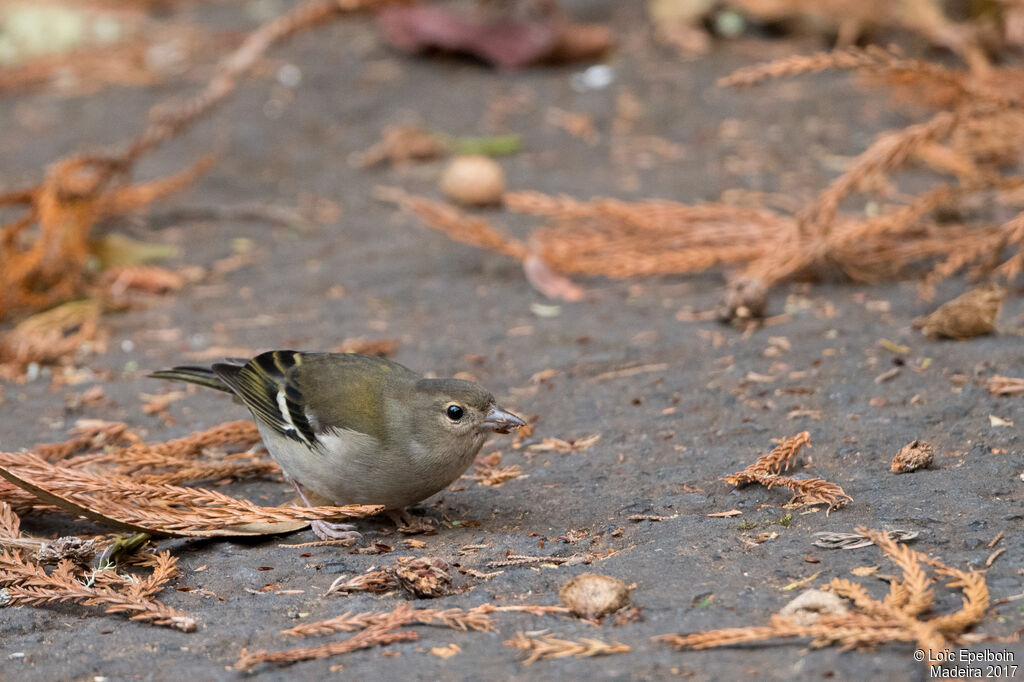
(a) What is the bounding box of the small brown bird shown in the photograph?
[151,350,525,540]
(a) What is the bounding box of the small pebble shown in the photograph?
[440,155,505,206]
[571,65,613,92]
[559,573,630,620]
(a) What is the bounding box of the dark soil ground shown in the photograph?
[1,3,1022,681]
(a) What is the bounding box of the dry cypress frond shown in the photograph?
[656,528,990,667]
[239,601,508,669]
[719,46,966,92]
[505,631,630,663]
[379,187,528,259]
[474,603,571,617]
[723,433,848,511]
[236,623,418,670]
[656,613,910,651]
[0,449,380,535]
[0,502,21,538]
[65,420,261,470]
[0,0,400,329]
[0,301,109,377]
[34,420,142,462]
[391,556,452,598]
[0,503,193,631]
[282,605,497,638]
[858,527,989,635]
[723,432,811,484]
[62,421,275,487]
[325,569,397,596]
[771,476,853,512]
[1,555,196,631]
[133,460,279,485]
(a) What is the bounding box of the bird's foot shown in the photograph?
[310,520,362,544]
[386,509,437,535]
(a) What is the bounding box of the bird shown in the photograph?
[150,350,525,541]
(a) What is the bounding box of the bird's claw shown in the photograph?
[310,520,362,543]
[386,509,437,535]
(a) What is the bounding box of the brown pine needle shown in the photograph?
[723,432,811,484]
[283,605,498,637]
[505,632,630,664]
[656,528,990,670]
[35,419,143,462]
[386,45,1024,314]
[0,449,380,536]
[236,623,418,671]
[722,433,850,512]
[719,46,968,95]
[378,187,528,260]
[0,503,194,632]
[656,613,911,651]
[0,0,402,334]
[238,601,522,669]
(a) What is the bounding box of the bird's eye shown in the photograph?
[446,404,464,421]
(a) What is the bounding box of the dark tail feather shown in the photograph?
[149,365,233,393]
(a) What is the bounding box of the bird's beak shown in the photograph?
[482,405,526,433]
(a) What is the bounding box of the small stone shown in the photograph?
[891,440,935,473]
[779,589,848,626]
[558,573,630,620]
[440,155,505,207]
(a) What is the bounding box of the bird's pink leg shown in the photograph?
[385,509,436,534]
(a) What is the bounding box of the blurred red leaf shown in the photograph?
[377,6,612,69]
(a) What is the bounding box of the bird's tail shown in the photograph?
[149,365,233,393]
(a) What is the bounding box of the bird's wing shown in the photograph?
[212,351,417,449]
[212,350,318,445]
[295,352,417,446]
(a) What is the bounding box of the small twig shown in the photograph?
[985,548,1005,568]
[488,554,573,568]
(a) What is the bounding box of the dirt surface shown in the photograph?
[1,3,1023,681]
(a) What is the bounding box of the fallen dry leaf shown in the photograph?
[430,643,461,658]
[377,6,612,70]
[989,414,1014,427]
[706,509,743,518]
[527,434,601,454]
